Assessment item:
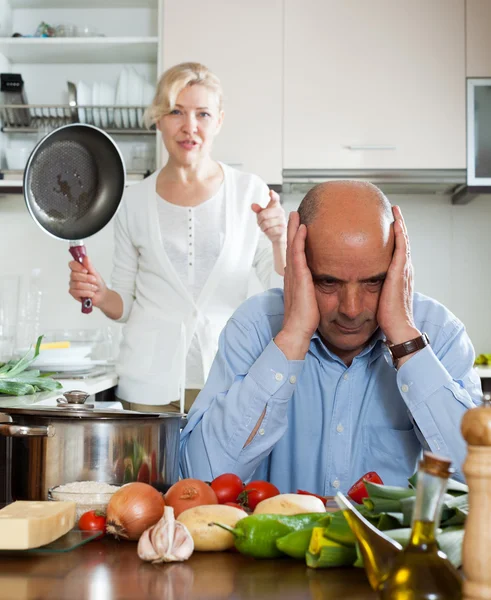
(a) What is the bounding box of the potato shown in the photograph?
[253,493,326,515]
[177,504,248,551]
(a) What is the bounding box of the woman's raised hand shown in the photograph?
[251,189,287,244]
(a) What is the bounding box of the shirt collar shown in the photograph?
[310,328,386,367]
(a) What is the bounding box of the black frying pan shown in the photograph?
[23,123,126,313]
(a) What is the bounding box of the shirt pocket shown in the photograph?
[363,425,421,486]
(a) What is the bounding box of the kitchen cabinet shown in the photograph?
[466,0,491,76]
[283,0,466,171]
[0,0,162,189]
[161,0,283,184]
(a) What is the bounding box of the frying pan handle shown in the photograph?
[69,244,93,314]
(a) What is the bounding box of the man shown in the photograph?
[180,181,481,493]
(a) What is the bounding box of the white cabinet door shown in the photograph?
[466,0,491,76]
[161,0,282,184]
[284,0,466,170]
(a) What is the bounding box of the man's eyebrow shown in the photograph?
[311,272,387,283]
[360,272,387,283]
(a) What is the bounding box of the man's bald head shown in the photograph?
[297,180,396,364]
[298,180,393,230]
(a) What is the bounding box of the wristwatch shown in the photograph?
[384,333,430,367]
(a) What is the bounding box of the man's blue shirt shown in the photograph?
[180,289,481,493]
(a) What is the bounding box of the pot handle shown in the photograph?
[0,414,55,438]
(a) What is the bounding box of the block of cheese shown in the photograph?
[0,501,76,549]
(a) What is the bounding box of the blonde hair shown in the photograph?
[143,62,223,129]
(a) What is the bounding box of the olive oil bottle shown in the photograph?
[336,452,463,599]
[379,452,462,599]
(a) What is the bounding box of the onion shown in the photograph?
[164,478,218,518]
[106,482,165,541]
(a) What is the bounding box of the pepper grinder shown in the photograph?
[461,393,491,600]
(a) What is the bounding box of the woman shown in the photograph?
[68,62,286,412]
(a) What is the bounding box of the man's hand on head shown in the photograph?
[275,211,320,360]
[377,206,421,347]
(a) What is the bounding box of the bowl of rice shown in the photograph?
[48,481,120,520]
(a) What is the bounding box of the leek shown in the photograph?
[0,336,62,396]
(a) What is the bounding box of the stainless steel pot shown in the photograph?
[0,391,183,503]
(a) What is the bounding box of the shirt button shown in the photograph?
[258,428,265,436]
[343,373,349,380]
[275,372,284,382]
[401,384,409,393]
[332,479,340,489]
[289,375,297,384]
[336,424,344,433]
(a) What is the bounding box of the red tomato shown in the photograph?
[78,510,107,540]
[210,473,244,504]
[347,471,384,504]
[224,502,244,510]
[239,480,280,511]
[297,489,329,504]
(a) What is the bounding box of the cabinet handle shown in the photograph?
[346,145,397,151]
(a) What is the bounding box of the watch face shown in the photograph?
[382,343,395,367]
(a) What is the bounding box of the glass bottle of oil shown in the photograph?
[379,452,462,599]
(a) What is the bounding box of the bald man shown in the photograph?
[180,181,481,492]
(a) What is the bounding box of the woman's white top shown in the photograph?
[156,183,226,388]
[111,162,279,405]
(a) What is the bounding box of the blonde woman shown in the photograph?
[68,62,287,412]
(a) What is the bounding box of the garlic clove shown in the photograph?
[171,522,194,560]
[137,526,160,562]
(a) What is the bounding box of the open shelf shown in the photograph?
[10,0,157,7]
[0,37,158,63]
[0,105,155,133]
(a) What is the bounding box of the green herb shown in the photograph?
[0,336,62,396]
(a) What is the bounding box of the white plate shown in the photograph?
[115,68,129,128]
[77,80,91,123]
[99,81,114,128]
[127,67,143,128]
[92,82,100,127]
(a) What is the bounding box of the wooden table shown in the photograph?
[0,538,377,600]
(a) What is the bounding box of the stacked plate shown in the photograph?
[76,67,154,129]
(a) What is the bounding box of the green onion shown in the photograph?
[0,336,62,396]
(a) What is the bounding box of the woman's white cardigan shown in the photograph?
[111,163,276,405]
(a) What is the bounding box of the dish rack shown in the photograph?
[0,104,155,134]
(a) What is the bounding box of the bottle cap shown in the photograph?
[419,451,453,479]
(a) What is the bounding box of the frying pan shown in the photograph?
[23,123,126,313]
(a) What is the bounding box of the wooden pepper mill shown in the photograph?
[462,393,491,600]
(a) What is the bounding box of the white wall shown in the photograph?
[0,193,116,337]
[1,189,491,353]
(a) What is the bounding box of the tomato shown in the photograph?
[78,510,107,540]
[210,473,244,504]
[238,480,280,511]
[224,502,244,510]
[347,471,384,504]
[297,489,329,504]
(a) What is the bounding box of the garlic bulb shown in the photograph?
[137,506,194,563]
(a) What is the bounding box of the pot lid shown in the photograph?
[0,390,182,420]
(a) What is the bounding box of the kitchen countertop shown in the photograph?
[0,370,118,409]
[0,538,376,600]
[476,366,491,379]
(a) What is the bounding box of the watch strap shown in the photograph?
[388,333,430,360]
